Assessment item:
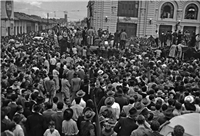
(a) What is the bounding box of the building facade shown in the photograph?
[1,0,14,36]
[87,0,200,37]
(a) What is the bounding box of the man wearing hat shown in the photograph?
[71,90,86,108]
[79,109,96,136]
[114,107,138,136]
[100,97,116,120]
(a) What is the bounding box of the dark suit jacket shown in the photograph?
[51,111,63,135]
[8,102,18,120]
[26,112,46,136]
[43,109,56,129]
[114,117,138,136]
[115,95,129,111]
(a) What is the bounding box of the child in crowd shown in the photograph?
[44,121,60,136]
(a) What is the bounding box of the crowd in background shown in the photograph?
[1,25,200,136]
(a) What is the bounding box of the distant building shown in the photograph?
[13,12,56,35]
[1,0,57,36]
[1,0,14,36]
[87,0,200,37]
[87,0,118,33]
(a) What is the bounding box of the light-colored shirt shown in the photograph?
[71,98,86,108]
[43,129,60,136]
[13,124,24,136]
[62,119,79,135]
[71,104,84,121]
[112,102,121,119]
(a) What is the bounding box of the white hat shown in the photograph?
[184,96,194,103]
[98,70,104,75]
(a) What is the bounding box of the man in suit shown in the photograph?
[26,105,46,136]
[131,115,151,136]
[43,102,56,129]
[122,97,135,116]
[114,107,138,136]
[44,75,56,103]
[51,102,64,135]
[8,94,18,120]
[115,87,129,111]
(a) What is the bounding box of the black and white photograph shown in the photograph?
[1,0,200,136]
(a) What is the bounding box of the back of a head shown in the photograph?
[151,120,160,131]
[57,102,64,110]
[63,108,73,121]
[46,102,53,110]
[53,97,59,104]
[136,115,145,125]
[173,125,185,136]
[175,102,182,110]
[75,97,81,104]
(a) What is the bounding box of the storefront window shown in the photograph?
[184,4,198,20]
[160,2,174,19]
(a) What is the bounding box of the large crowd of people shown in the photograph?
[1,25,200,136]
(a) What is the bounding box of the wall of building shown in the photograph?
[88,0,200,37]
[14,20,28,35]
[89,0,118,34]
[144,0,200,37]
[1,0,14,36]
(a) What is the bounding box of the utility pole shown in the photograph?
[64,11,68,27]
[47,13,49,29]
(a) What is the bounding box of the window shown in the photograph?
[117,1,138,17]
[184,4,198,19]
[160,2,174,19]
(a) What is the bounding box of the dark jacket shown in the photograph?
[26,112,46,136]
[115,95,129,111]
[51,111,63,135]
[114,117,138,136]
[8,102,18,120]
[150,131,164,136]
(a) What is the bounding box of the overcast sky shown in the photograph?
[14,0,88,21]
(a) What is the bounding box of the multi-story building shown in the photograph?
[87,0,200,37]
[1,0,15,36]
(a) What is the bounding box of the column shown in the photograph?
[197,25,200,34]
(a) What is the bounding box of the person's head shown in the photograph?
[86,99,94,109]
[173,125,185,136]
[129,97,135,104]
[49,121,55,132]
[155,103,162,111]
[7,121,16,132]
[136,115,145,125]
[175,102,182,110]
[168,98,175,106]
[13,114,22,124]
[151,120,160,131]
[63,108,73,121]
[16,105,24,113]
[31,92,38,101]
[57,102,64,111]
[45,102,53,109]
[162,104,168,111]
[53,97,58,104]
[75,97,81,104]
[11,94,18,102]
